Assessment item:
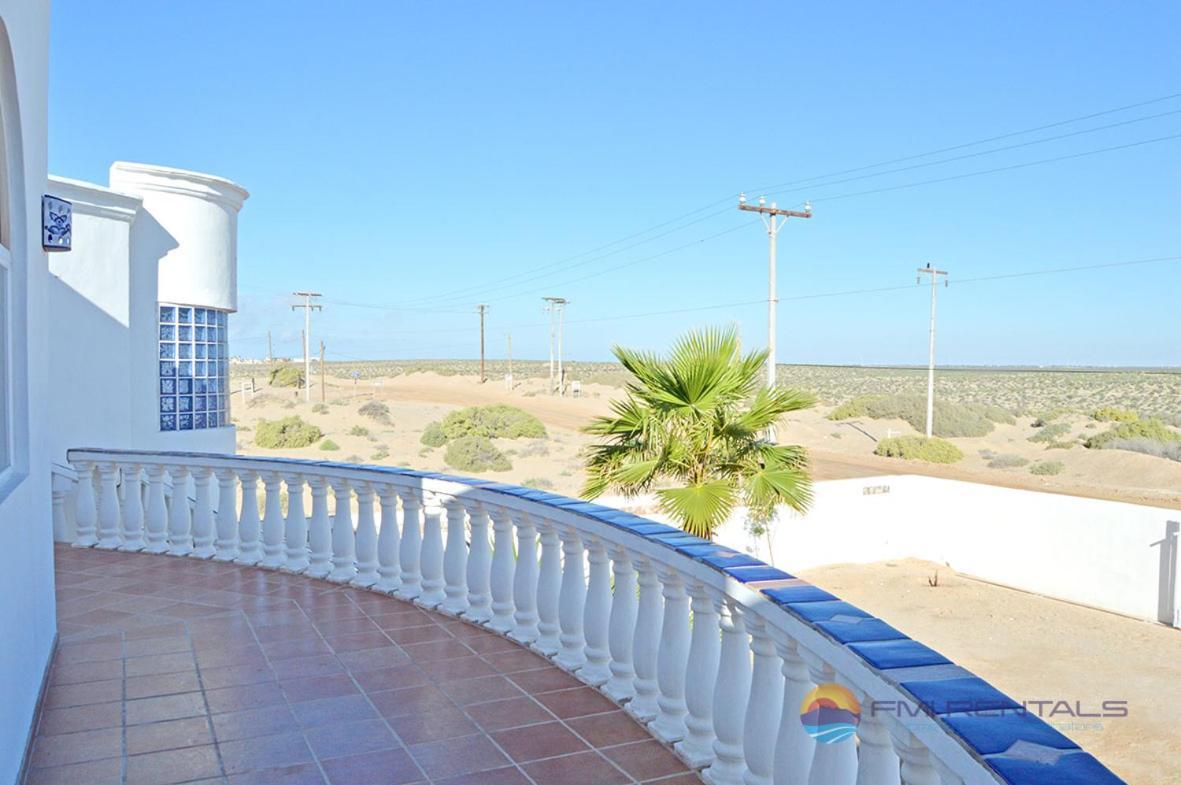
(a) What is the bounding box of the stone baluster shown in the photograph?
[395,487,423,600]
[306,476,332,577]
[509,510,539,643]
[892,732,941,785]
[329,479,356,583]
[143,465,169,553]
[51,473,76,544]
[71,461,98,547]
[166,465,193,555]
[555,527,587,670]
[259,472,286,567]
[119,464,146,551]
[190,467,216,558]
[701,599,750,785]
[577,536,612,685]
[532,520,562,655]
[461,500,491,622]
[773,637,817,785]
[440,497,469,614]
[805,657,858,785]
[853,705,900,785]
[235,470,262,565]
[650,569,691,743]
[602,545,637,702]
[374,484,401,594]
[626,557,663,722]
[283,473,309,572]
[213,469,239,561]
[488,506,516,632]
[676,581,721,768]
[95,463,121,549]
[743,616,785,785]
[353,482,380,587]
[417,494,446,607]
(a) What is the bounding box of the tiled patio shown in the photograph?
[26,545,702,785]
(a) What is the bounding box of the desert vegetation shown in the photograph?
[358,400,392,424]
[873,436,963,463]
[828,394,1013,438]
[445,435,511,472]
[267,363,304,388]
[254,416,322,449]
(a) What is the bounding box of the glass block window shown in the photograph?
[159,304,229,431]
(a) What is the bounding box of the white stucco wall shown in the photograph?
[0,3,54,783]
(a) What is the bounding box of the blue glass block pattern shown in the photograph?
[178,307,191,323]
[178,396,192,412]
[160,414,176,430]
[179,362,192,377]
[194,361,206,377]
[194,413,206,428]
[195,343,206,359]
[194,395,206,411]
[194,308,206,324]
[161,304,231,431]
[195,325,206,341]
[208,343,218,359]
[178,378,192,394]
[160,378,175,395]
[160,361,176,377]
[195,379,207,394]
[160,306,175,323]
[218,311,227,327]
[179,413,192,430]
[160,396,175,413]
[160,324,175,340]
[159,342,175,359]
[178,326,191,341]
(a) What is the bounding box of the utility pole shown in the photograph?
[476,304,489,384]
[916,264,949,438]
[292,292,322,402]
[506,332,513,391]
[267,331,273,367]
[542,297,568,395]
[319,340,326,403]
[738,194,812,389]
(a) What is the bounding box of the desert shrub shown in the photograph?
[421,421,447,447]
[1030,460,1064,476]
[874,436,963,463]
[1085,418,1181,450]
[268,364,304,388]
[312,403,328,414]
[330,398,349,406]
[1091,406,1139,423]
[371,448,390,461]
[987,453,1029,469]
[1029,422,1071,443]
[1031,408,1071,426]
[828,394,1002,437]
[1044,441,1075,450]
[523,476,555,490]
[1156,413,1181,428]
[1100,438,1181,463]
[827,396,876,420]
[254,416,322,449]
[349,425,370,437]
[319,438,340,451]
[345,454,363,463]
[441,404,546,440]
[358,400,391,424]
[444,435,512,472]
[964,402,1016,425]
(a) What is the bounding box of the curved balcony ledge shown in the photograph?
[54,448,1125,785]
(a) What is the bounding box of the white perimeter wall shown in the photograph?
[606,476,1181,627]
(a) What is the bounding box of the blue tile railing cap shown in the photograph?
[941,710,1078,756]
[847,639,951,671]
[899,676,1022,716]
[984,750,1123,785]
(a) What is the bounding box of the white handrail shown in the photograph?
[62,448,1123,785]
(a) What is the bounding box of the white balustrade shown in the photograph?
[61,448,1033,785]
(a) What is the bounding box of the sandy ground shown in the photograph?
[800,559,1181,785]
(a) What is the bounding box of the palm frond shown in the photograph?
[656,480,737,539]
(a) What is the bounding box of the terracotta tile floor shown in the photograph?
[25,545,703,785]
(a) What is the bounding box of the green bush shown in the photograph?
[268,364,304,388]
[319,438,340,451]
[1091,406,1139,423]
[1085,418,1181,450]
[987,453,1029,469]
[523,476,555,490]
[421,421,447,447]
[874,436,963,463]
[312,403,329,414]
[965,402,1016,425]
[1031,408,1071,427]
[254,416,322,449]
[828,394,1005,438]
[1100,438,1181,463]
[371,448,390,461]
[1030,460,1064,476]
[444,435,512,472]
[441,404,546,440]
[348,425,370,437]
[1029,422,1071,443]
[827,396,876,420]
[358,400,391,424]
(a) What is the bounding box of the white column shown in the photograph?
[259,472,286,567]
[650,569,691,743]
[235,470,262,565]
[462,500,492,622]
[143,465,169,553]
[283,473,309,572]
[702,600,750,785]
[509,510,540,643]
[166,465,193,555]
[805,658,858,785]
[555,527,587,670]
[773,639,816,785]
[676,581,721,768]
[602,546,637,702]
[577,536,612,685]
[190,467,216,558]
[374,483,401,594]
[893,734,941,785]
[329,479,356,583]
[213,468,239,561]
[417,493,445,607]
[119,464,146,552]
[306,476,332,577]
[627,557,663,722]
[440,497,469,614]
[51,475,75,545]
[488,506,516,632]
[743,616,785,785]
[854,708,900,785]
[71,461,98,547]
[532,520,562,655]
[353,482,380,587]
[395,487,423,600]
[95,463,121,549]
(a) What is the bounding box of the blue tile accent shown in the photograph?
[848,639,950,670]
[816,618,908,643]
[650,532,712,548]
[900,677,1021,715]
[987,752,1122,785]
[786,600,869,622]
[942,711,1078,756]
[725,565,793,583]
[763,585,836,605]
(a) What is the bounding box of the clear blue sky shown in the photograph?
[49,1,1180,367]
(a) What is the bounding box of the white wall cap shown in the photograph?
[48,174,142,223]
[109,161,249,211]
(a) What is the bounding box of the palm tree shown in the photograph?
[581,326,815,539]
